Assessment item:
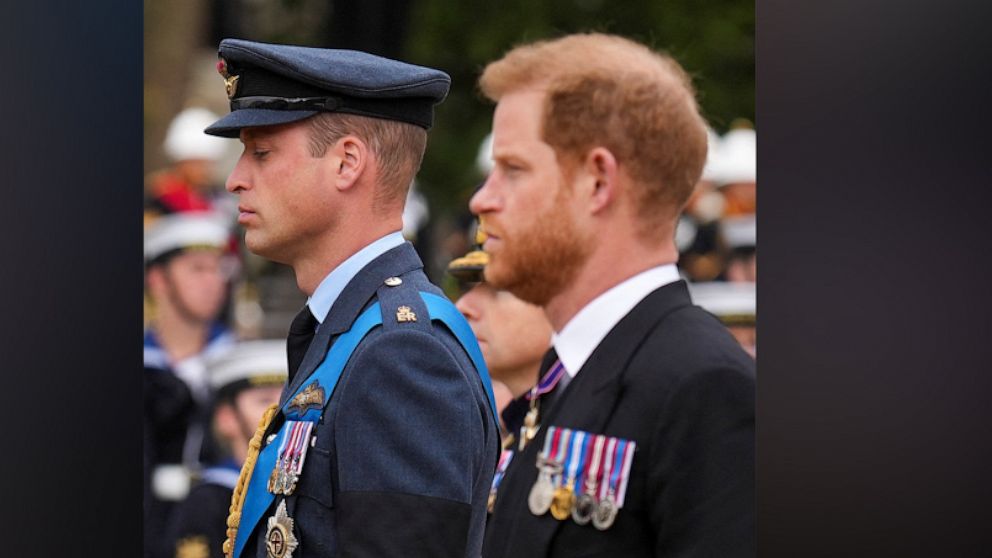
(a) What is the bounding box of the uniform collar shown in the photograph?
[307,231,405,324]
[552,264,681,378]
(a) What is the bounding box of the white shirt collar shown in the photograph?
[307,231,406,323]
[552,264,681,377]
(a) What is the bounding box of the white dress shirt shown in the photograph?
[552,263,682,378]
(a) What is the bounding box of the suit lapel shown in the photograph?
[281,242,424,401]
[500,280,693,556]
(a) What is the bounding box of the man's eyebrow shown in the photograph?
[240,128,270,143]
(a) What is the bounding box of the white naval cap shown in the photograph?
[688,281,756,324]
[721,214,757,250]
[163,107,230,162]
[711,125,756,186]
[206,339,288,394]
[700,127,723,183]
[144,211,230,264]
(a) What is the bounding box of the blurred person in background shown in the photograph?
[146,107,230,222]
[720,213,757,283]
[470,33,755,557]
[168,340,287,558]
[205,39,498,558]
[144,212,236,558]
[447,222,553,441]
[712,121,756,218]
[688,281,756,358]
[677,127,727,281]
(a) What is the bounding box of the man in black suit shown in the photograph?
[471,33,755,557]
[205,39,499,558]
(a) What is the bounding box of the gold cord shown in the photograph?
[223,403,279,558]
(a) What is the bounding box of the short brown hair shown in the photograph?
[306,113,427,211]
[480,33,708,236]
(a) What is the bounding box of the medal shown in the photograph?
[528,466,557,516]
[519,360,567,451]
[593,439,627,530]
[572,434,604,525]
[592,490,618,531]
[265,500,299,558]
[589,437,617,529]
[520,400,539,451]
[528,427,563,516]
[551,430,586,520]
[267,421,315,496]
[550,485,574,520]
[572,492,597,525]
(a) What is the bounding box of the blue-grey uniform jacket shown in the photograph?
[242,242,499,557]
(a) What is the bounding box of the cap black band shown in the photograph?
[229,93,436,129]
[231,96,344,112]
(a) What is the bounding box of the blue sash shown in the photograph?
[233,292,497,557]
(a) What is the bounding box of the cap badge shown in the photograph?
[216,58,240,99]
[396,306,417,323]
[288,381,325,416]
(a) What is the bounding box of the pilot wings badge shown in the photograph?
[288,381,325,416]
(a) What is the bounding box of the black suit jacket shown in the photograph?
[483,280,755,558]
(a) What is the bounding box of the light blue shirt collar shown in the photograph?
[307,231,406,324]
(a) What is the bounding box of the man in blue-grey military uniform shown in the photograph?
[204,39,499,558]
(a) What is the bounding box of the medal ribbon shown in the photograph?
[554,429,572,466]
[565,431,586,490]
[597,437,618,501]
[546,426,562,463]
[288,421,315,477]
[573,433,594,492]
[490,449,515,492]
[583,435,606,494]
[553,429,573,489]
[607,439,628,498]
[616,440,636,508]
[525,360,566,400]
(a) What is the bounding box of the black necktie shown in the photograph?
[287,305,318,381]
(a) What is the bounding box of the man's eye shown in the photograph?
[253,150,270,160]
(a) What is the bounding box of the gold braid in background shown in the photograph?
[223,403,279,558]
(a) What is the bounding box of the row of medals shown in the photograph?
[526,427,634,531]
[263,420,314,558]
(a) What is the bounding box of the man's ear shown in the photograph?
[583,147,619,214]
[330,135,369,192]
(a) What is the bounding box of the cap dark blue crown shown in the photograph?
[205,39,451,137]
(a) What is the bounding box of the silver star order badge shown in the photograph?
[265,500,299,558]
